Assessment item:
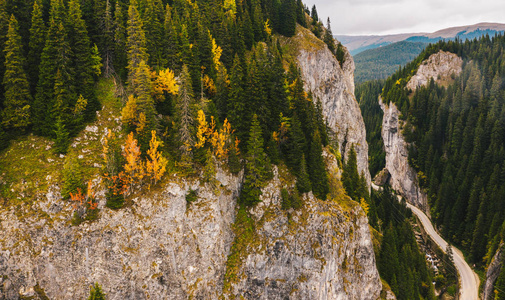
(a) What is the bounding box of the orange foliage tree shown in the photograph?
[123,131,145,195]
[146,130,168,185]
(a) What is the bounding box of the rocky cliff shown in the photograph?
[379,50,463,212]
[406,51,463,90]
[224,155,381,299]
[379,96,428,211]
[484,243,504,300]
[0,155,382,299]
[282,25,371,186]
[0,167,242,299]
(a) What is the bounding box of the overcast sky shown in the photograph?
[303,0,505,36]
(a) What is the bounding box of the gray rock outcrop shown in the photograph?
[0,160,382,299]
[484,243,504,300]
[406,51,463,90]
[292,26,371,186]
[0,167,242,299]
[380,50,463,212]
[226,163,382,299]
[379,96,428,211]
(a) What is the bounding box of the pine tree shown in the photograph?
[342,145,360,201]
[67,0,98,119]
[133,60,158,153]
[144,0,164,68]
[278,0,296,37]
[228,54,247,143]
[33,0,71,136]
[240,114,271,206]
[163,5,178,69]
[296,154,311,193]
[102,0,114,77]
[2,15,31,132]
[0,0,8,104]
[88,282,106,300]
[323,17,335,54]
[126,3,148,93]
[308,129,329,200]
[113,1,127,79]
[27,0,46,94]
[175,64,195,163]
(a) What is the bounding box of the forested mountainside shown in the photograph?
[0,0,388,298]
[354,41,426,83]
[0,0,357,206]
[357,33,505,298]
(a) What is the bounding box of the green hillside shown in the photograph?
[354,41,426,83]
[380,35,505,277]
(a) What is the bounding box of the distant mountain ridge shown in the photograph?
[337,22,505,55]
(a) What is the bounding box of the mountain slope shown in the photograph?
[354,41,426,83]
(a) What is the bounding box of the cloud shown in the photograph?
[304,0,505,35]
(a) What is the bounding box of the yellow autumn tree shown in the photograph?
[195,110,209,149]
[223,0,236,19]
[360,198,370,215]
[123,132,144,195]
[121,95,138,131]
[264,19,272,36]
[211,38,222,69]
[146,130,168,185]
[152,67,179,101]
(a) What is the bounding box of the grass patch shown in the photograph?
[0,78,122,209]
[223,207,256,296]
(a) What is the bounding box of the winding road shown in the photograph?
[371,183,480,300]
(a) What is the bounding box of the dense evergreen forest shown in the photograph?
[0,0,356,209]
[380,34,505,275]
[354,41,426,83]
[368,187,439,300]
[355,79,385,177]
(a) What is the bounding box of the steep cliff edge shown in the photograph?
[379,50,463,211]
[0,168,242,299]
[0,77,382,298]
[484,243,504,300]
[379,96,428,211]
[224,156,381,299]
[0,158,381,299]
[281,25,371,186]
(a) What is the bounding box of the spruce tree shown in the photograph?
[296,154,311,193]
[175,64,195,163]
[240,114,271,206]
[308,129,329,200]
[67,0,98,119]
[228,54,247,143]
[144,0,164,68]
[33,0,70,136]
[133,60,157,153]
[2,15,31,132]
[0,0,8,103]
[27,0,46,94]
[342,145,360,201]
[88,282,106,300]
[113,1,127,80]
[126,3,148,93]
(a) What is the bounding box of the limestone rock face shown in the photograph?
[0,167,242,300]
[293,26,371,186]
[406,51,463,90]
[380,50,463,212]
[483,243,504,300]
[227,164,382,300]
[379,96,428,211]
[0,162,381,299]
